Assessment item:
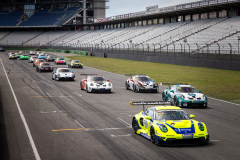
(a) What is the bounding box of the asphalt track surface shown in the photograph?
[0,51,240,160]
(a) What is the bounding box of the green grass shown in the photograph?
[67,55,240,102]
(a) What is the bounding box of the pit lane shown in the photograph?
[0,51,240,160]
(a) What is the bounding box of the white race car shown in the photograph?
[52,68,75,81]
[80,74,113,93]
[29,51,36,55]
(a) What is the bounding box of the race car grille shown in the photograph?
[103,85,106,87]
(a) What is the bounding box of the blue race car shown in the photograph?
[38,53,46,60]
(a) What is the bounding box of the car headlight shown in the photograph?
[202,95,206,100]
[158,124,168,133]
[180,94,185,99]
[108,83,112,86]
[198,123,204,131]
[90,83,94,86]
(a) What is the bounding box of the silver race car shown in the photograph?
[52,68,75,81]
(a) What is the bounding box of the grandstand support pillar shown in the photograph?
[226,10,229,18]
[237,8,240,16]
[176,16,178,22]
[169,17,171,23]
[182,16,185,22]
[198,13,201,20]
[151,19,153,25]
[163,18,165,24]
[207,12,210,19]
[146,20,148,26]
[120,23,122,28]
[216,11,219,18]
[190,15,193,21]
[157,19,159,24]
[141,20,143,26]
[83,0,86,25]
[132,21,135,27]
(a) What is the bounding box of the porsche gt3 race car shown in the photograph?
[33,59,46,67]
[68,60,83,68]
[125,74,158,93]
[8,52,17,59]
[28,56,38,63]
[161,83,208,108]
[46,55,55,62]
[80,74,113,93]
[36,62,53,72]
[29,51,36,55]
[131,101,210,146]
[20,54,29,60]
[54,57,66,65]
[38,53,46,60]
[52,68,75,81]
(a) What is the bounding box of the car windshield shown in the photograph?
[9,53,15,54]
[31,56,37,58]
[58,57,64,60]
[135,77,152,82]
[39,54,45,56]
[176,87,198,93]
[22,54,27,56]
[59,69,70,72]
[90,77,106,81]
[39,60,45,62]
[73,60,80,63]
[155,110,190,120]
[48,55,53,58]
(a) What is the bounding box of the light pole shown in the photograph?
[238,36,240,55]
[183,38,187,56]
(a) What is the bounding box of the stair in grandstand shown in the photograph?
[23,31,45,45]
[50,31,75,43]
[63,30,95,44]
[0,32,12,41]
[62,8,83,25]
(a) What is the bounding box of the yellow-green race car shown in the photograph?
[131,101,209,146]
[68,60,83,68]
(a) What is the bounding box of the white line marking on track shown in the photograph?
[110,134,132,137]
[85,127,131,131]
[75,120,84,128]
[208,97,240,106]
[40,111,66,114]
[210,140,219,141]
[118,117,131,126]
[0,58,41,160]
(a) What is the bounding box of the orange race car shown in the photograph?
[33,59,46,67]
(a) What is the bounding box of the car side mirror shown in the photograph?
[198,90,201,93]
[170,90,174,93]
[107,79,109,82]
[190,114,195,119]
[145,116,152,120]
[72,71,74,73]
[54,71,56,73]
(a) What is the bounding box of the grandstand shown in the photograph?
[0,0,240,55]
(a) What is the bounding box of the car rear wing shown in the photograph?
[80,74,101,77]
[130,101,171,111]
[160,83,188,87]
[124,74,146,77]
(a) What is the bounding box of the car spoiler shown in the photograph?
[160,83,188,87]
[80,74,101,77]
[124,74,146,77]
[130,101,170,111]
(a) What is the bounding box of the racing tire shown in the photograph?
[174,97,177,106]
[155,87,159,93]
[80,82,83,90]
[132,118,138,134]
[125,82,129,90]
[52,75,54,80]
[162,93,166,101]
[151,128,156,144]
[133,85,136,92]
[86,85,89,93]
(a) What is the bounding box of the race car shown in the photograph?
[28,56,38,63]
[20,54,29,60]
[0,47,5,52]
[52,68,75,81]
[36,62,53,72]
[80,74,113,93]
[162,83,208,108]
[15,52,21,58]
[8,52,17,59]
[33,59,46,67]
[125,74,158,93]
[46,55,55,62]
[29,51,36,55]
[54,57,66,65]
[131,101,210,146]
[36,51,42,56]
[68,60,83,68]
[38,53,46,60]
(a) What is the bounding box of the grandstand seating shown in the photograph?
[0,11,23,26]
[1,16,240,53]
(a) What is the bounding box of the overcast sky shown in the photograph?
[106,0,197,17]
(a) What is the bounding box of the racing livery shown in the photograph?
[20,54,29,60]
[162,83,207,108]
[52,68,75,81]
[131,101,210,146]
[125,74,158,93]
[29,51,36,55]
[28,56,38,63]
[33,59,46,67]
[68,60,83,68]
[36,62,53,72]
[54,57,66,65]
[38,53,46,60]
[8,52,17,59]
[46,55,55,62]
[80,74,113,93]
